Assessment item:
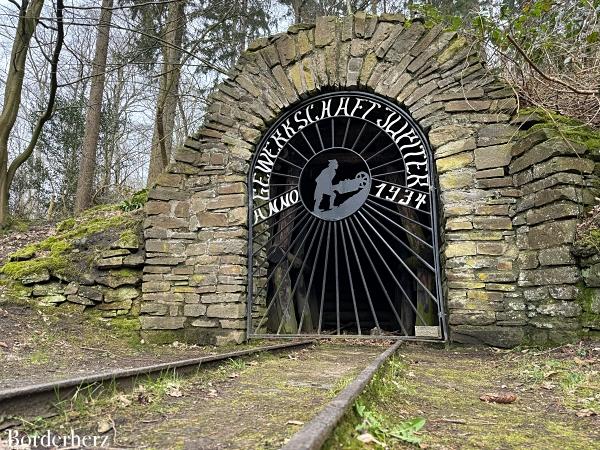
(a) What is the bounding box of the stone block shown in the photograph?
[78,286,104,302]
[475,168,504,179]
[519,266,580,286]
[142,281,171,293]
[538,246,575,266]
[527,220,577,249]
[582,264,600,287]
[206,303,246,319]
[472,216,512,230]
[474,144,512,170]
[96,256,124,269]
[477,242,507,255]
[477,124,518,147]
[21,270,50,285]
[183,304,208,317]
[435,152,473,173]
[39,294,66,304]
[315,16,337,47]
[526,201,581,225]
[140,316,186,330]
[104,286,140,303]
[191,318,219,327]
[439,170,474,189]
[66,295,95,306]
[451,325,524,348]
[549,285,579,300]
[536,301,582,318]
[445,218,473,230]
[445,99,491,112]
[215,330,246,345]
[445,241,477,258]
[428,124,474,148]
[33,282,64,296]
[140,303,168,315]
[532,157,595,179]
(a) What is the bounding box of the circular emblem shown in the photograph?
[299,148,371,221]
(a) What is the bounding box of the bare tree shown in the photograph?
[0,0,64,227]
[146,0,185,186]
[74,0,114,213]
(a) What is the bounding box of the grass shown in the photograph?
[325,343,599,449]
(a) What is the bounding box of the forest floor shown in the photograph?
[0,342,384,450]
[326,341,600,450]
[0,300,280,390]
[0,310,598,450]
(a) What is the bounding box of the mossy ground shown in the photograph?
[0,301,276,390]
[0,343,383,450]
[325,342,599,449]
[0,203,142,281]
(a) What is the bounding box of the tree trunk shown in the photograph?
[146,0,185,187]
[0,0,64,227]
[74,0,113,213]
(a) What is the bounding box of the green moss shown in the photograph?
[1,255,69,279]
[1,205,141,281]
[9,245,37,260]
[112,268,139,278]
[116,229,140,249]
[56,218,75,232]
[520,108,600,152]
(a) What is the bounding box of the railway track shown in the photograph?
[0,340,402,448]
[0,340,313,420]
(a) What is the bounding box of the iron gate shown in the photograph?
[247,91,446,340]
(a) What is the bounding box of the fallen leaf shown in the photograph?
[480,392,517,404]
[97,419,112,434]
[286,420,304,426]
[0,342,8,349]
[166,383,183,397]
[115,394,132,407]
[228,373,239,379]
[248,361,259,366]
[541,382,555,390]
[357,433,385,446]
[207,388,219,398]
[575,409,597,417]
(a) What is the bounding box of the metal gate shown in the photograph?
[247,91,446,340]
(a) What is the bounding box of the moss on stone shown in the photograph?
[1,254,70,280]
[1,205,141,281]
[520,108,600,153]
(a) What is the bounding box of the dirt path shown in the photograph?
[0,302,282,390]
[326,342,599,449]
[1,343,386,449]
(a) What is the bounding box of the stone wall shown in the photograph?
[140,13,598,346]
[3,224,144,321]
[450,123,598,347]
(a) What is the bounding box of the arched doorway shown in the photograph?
[247,91,445,339]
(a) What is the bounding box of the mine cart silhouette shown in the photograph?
[313,159,370,219]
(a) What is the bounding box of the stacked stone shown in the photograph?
[141,13,521,345]
[511,127,598,344]
[14,235,143,318]
[141,141,248,345]
[142,13,596,346]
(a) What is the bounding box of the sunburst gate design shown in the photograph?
[247,92,446,340]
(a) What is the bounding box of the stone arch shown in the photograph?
[141,13,596,346]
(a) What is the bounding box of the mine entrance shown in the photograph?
[247,92,445,339]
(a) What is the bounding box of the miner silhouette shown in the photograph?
[313,159,338,213]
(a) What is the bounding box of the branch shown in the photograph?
[7,0,64,187]
[507,34,598,96]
